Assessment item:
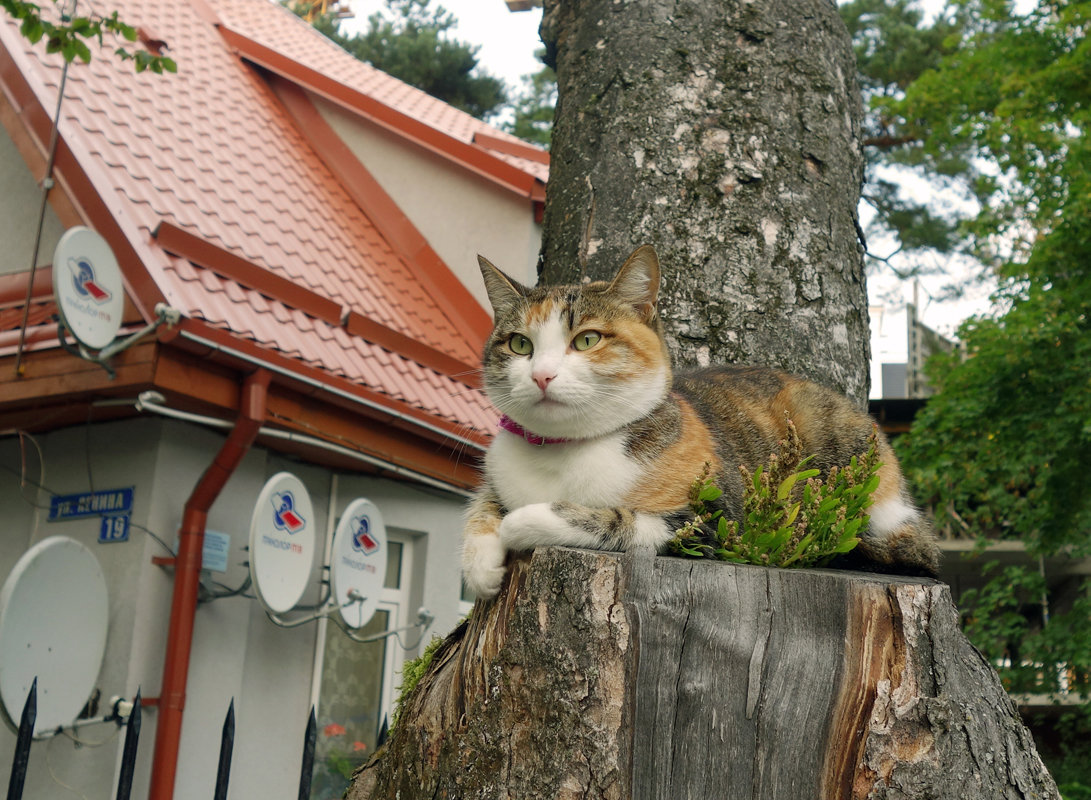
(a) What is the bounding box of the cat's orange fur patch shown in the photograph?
[464,495,502,538]
[524,297,557,328]
[871,455,904,508]
[587,319,665,380]
[625,398,720,513]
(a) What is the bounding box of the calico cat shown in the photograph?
[462,244,940,599]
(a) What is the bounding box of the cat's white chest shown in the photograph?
[486,432,639,510]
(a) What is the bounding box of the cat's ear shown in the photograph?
[478,255,527,318]
[609,245,660,322]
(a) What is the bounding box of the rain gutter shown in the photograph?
[147,369,271,800]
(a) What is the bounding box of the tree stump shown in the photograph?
[349,547,1059,799]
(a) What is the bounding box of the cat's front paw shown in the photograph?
[499,503,567,551]
[461,533,506,600]
[500,503,600,551]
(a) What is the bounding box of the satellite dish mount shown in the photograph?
[52,226,180,379]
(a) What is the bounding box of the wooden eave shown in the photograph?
[0,340,482,490]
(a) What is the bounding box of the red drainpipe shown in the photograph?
[148,369,271,800]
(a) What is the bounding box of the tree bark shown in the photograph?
[538,0,871,404]
[349,548,1059,799]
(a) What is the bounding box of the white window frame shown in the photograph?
[309,532,414,730]
[375,533,413,722]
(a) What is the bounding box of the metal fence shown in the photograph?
[5,680,323,800]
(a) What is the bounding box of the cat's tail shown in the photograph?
[838,497,941,578]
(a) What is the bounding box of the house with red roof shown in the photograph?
[0,1,546,797]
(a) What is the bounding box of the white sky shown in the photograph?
[341,1,546,86]
[340,0,999,369]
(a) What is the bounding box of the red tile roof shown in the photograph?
[0,0,546,447]
[210,0,549,185]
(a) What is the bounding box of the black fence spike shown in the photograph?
[6,678,37,800]
[297,706,316,800]
[213,699,235,800]
[115,689,142,800]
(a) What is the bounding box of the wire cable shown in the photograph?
[14,1,77,377]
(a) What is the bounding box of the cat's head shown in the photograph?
[478,245,672,440]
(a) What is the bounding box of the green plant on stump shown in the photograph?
[391,634,444,729]
[670,419,881,568]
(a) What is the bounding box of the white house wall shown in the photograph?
[0,415,467,799]
[308,93,543,302]
[0,127,65,276]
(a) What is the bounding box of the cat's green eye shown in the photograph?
[509,333,533,355]
[572,331,602,351]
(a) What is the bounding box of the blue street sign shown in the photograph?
[49,488,134,521]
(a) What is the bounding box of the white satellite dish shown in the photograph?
[52,227,125,350]
[330,498,388,629]
[0,536,109,735]
[248,472,317,614]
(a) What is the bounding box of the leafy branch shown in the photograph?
[3,1,177,73]
[670,419,882,569]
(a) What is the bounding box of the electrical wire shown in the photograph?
[1,446,177,556]
[83,407,95,494]
[128,521,175,557]
[13,1,77,377]
[45,734,94,800]
[16,431,46,538]
[2,450,58,497]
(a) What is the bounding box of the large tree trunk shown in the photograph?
[538,0,870,404]
[349,548,1059,799]
[347,3,1060,797]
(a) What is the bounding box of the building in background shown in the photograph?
[0,1,545,797]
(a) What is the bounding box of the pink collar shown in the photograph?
[497,415,570,446]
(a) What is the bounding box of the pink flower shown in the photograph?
[352,741,368,752]
[323,723,346,738]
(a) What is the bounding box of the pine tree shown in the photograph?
[303,0,507,120]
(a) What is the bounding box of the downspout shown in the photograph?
[148,369,271,800]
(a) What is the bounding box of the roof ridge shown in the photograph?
[217,24,545,200]
[215,0,543,151]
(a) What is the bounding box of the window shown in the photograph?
[310,535,412,799]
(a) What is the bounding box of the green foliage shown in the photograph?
[297,0,506,120]
[669,420,881,569]
[839,0,969,269]
[958,565,1091,699]
[3,0,176,73]
[1049,707,1091,799]
[897,281,1091,553]
[391,634,443,729]
[1059,783,1091,800]
[890,0,1091,555]
[843,1,1091,283]
[879,0,1091,721]
[503,53,555,148]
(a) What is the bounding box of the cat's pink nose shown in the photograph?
[533,372,555,392]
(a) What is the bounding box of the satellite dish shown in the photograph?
[0,536,109,735]
[330,499,388,629]
[52,227,125,350]
[248,472,317,614]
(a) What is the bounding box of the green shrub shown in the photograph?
[669,420,880,568]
